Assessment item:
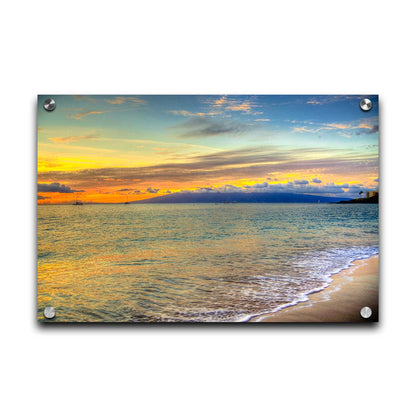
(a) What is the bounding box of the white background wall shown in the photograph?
[1,1,415,415]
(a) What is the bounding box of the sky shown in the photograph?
[37,95,379,204]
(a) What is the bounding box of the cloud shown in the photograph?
[312,178,322,183]
[69,110,107,120]
[203,96,262,115]
[246,182,268,189]
[146,187,159,194]
[174,117,256,138]
[294,126,319,133]
[306,98,324,105]
[240,180,375,198]
[48,134,98,143]
[38,183,84,193]
[305,96,369,106]
[37,195,50,200]
[305,97,349,106]
[293,117,379,136]
[215,184,244,193]
[212,96,227,108]
[294,122,350,133]
[366,124,379,134]
[226,102,252,113]
[255,119,270,122]
[105,96,147,105]
[169,110,220,117]
[183,180,377,198]
[294,180,309,185]
[117,188,132,192]
[224,98,258,114]
[73,96,97,103]
[38,146,378,189]
[170,96,265,120]
[325,122,351,130]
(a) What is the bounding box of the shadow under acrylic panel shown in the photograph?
[37,95,379,323]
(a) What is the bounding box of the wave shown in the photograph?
[245,245,379,322]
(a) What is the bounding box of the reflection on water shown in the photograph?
[37,203,378,322]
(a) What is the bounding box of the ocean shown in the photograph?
[37,203,379,322]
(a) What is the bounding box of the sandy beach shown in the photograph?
[251,255,379,322]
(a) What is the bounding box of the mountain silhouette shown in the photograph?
[131,192,350,204]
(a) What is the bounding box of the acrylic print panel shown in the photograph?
[37,95,379,323]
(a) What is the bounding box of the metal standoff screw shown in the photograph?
[44,306,56,319]
[360,306,372,319]
[43,98,56,112]
[360,98,372,112]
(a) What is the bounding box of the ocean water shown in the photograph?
[37,203,379,322]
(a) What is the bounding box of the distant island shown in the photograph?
[42,191,380,205]
[337,194,379,204]
[130,192,350,204]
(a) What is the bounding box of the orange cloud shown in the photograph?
[212,96,256,114]
[324,122,350,130]
[69,111,107,120]
[105,96,147,105]
[47,134,98,143]
[293,120,378,134]
[358,122,373,130]
[213,96,227,107]
[226,102,252,113]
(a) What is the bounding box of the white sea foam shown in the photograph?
[247,246,379,322]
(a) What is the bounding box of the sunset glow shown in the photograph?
[38,95,379,204]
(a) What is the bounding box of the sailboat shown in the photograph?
[73,193,83,206]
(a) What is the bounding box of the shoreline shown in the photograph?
[250,255,379,323]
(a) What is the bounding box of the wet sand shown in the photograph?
[251,255,379,322]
